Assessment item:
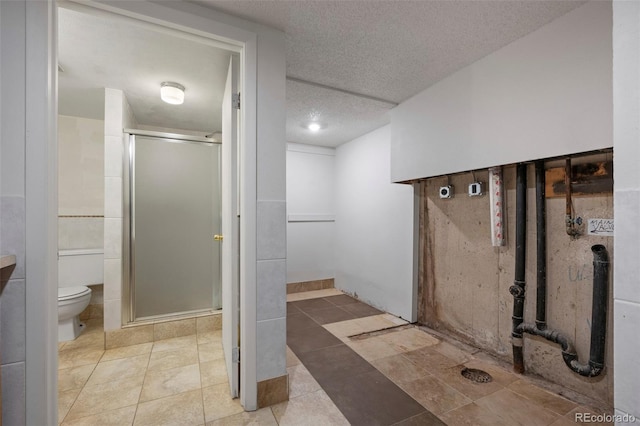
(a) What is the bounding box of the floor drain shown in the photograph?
[461,367,492,383]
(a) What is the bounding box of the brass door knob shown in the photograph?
[214,235,224,241]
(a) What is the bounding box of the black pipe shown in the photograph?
[517,245,609,377]
[535,161,547,330]
[510,163,527,373]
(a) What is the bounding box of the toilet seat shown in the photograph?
[58,286,91,301]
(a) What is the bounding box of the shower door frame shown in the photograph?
[123,130,222,323]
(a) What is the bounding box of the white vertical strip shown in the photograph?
[489,167,505,247]
[25,0,58,424]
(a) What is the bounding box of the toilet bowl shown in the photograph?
[58,248,103,342]
[58,286,92,342]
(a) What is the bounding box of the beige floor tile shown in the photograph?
[379,327,440,352]
[399,374,472,415]
[105,325,154,349]
[59,364,96,392]
[148,345,199,371]
[61,329,105,352]
[287,364,321,398]
[428,364,504,401]
[380,313,410,326]
[65,375,144,421]
[86,354,149,386]
[439,402,514,426]
[58,346,105,370]
[508,379,578,415]
[198,342,225,363]
[463,359,519,388]
[286,346,301,367]
[271,389,349,426]
[140,363,202,402]
[345,335,405,362]
[475,389,560,426]
[402,346,461,375]
[432,340,473,364]
[285,288,343,302]
[101,342,153,362]
[323,319,366,338]
[197,314,222,334]
[58,388,82,424]
[206,407,277,426]
[134,389,205,426]
[152,335,198,353]
[371,353,431,383]
[59,341,67,351]
[200,358,229,388]
[202,383,244,422]
[354,315,401,333]
[197,330,222,345]
[61,405,137,426]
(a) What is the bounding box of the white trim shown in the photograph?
[49,0,261,412]
[287,214,335,222]
[25,1,58,424]
[287,142,336,156]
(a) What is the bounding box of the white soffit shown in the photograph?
[58,7,231,133]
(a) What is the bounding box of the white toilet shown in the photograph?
[58,249,103,342]
[58,286,92,341]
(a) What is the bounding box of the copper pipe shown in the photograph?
[565,159,579,236]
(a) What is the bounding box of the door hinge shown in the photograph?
[232,93,240,110]
[232,347,240,363]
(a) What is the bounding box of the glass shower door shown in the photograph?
[131,135,221,320]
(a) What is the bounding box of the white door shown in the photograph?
[221,55,240,397]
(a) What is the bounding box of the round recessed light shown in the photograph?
[307,122,322,132]
[161,82,185,105]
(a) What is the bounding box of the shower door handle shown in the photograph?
[214,234,224,241]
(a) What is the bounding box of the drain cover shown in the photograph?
[461,368,493,383]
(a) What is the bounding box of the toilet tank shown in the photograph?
[58,248,104,288]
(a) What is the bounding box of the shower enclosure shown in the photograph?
[124,131,221,322]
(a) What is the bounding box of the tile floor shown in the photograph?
[58,288,613,425]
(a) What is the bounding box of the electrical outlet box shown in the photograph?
[468,182,483,197]
[439,185,453,199]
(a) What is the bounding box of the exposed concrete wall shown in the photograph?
[420,162,614,405]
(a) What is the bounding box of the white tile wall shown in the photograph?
[104,89,124,138]
[0,279,26,364]
[0,362,26,425]
[613,190,640,303]
[103,218,122,259]
[257,259,286,321]
[103,299,122,331]
[0,196,25,279]
[104,177,123,219]
[256,317,286,382]
[104,136,124,178]
[614,300,640,419]
[57,218,104,250]
[256,201,286,260]
[103,258,122,301]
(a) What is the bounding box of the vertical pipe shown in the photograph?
[535,161,547,330]
[565,158,576,236]
[510,163,527,373]
[588,244,609,373]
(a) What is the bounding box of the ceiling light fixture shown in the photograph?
[307,122,322,132]
[160,82,185,105]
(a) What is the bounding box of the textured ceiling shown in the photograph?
[58,1,587,146]
[58,7,231,133]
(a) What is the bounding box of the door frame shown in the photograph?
[28,0,259,421]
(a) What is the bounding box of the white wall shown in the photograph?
[334,125,416,321]
[103,88,137,331]
[390,1,612,182]
[612,1,640,421]
[286,143,335,283]
[58,115,104,250]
